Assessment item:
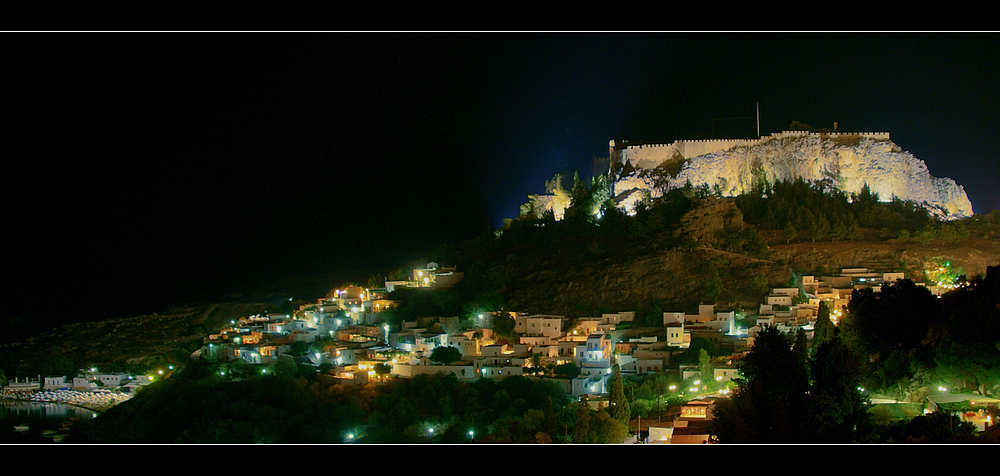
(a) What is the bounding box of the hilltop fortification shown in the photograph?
[609,131,973,220]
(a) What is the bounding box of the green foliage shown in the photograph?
[872,411,979,443]
[674,336,717,364]
[811,301,836,356]
[734,177,937,243]
[553,362,580,379]
[698,257,730,302]
[69,367,579,443]
[429,346,463,365]
[805,336,873,442]
[491,311,518,344]
[608,364,630,426]
[712,326,822,443]
[782,222,798,243]
[698,348,714,390]
[840,280,940,390]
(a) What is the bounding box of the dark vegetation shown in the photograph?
[0,303,281,380]
[712,268,1000,443]
[735,177,989,245]
[67,362,632,443]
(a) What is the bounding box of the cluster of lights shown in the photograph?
[926,260,965,291]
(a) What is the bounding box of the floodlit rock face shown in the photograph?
[610,131,974,220]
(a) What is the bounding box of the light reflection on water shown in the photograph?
[1,401,97,443]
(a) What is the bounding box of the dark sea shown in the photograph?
[1,401,96,443]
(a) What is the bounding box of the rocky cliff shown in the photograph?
[611,131,974,220]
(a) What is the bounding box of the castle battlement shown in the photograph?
[612,131,891,169]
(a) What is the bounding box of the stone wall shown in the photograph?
[612,131,891,170]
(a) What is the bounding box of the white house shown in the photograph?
[713,367,739,385]
[43,376,71,390]
[579,333,611,365]
[95,373,128,388]
[73,376,98,391]
[664,312,690,348]
[514,314,563,337]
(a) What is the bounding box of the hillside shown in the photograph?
[467,196,1000,319]
[0,303,277,378]
[3,198,997,380]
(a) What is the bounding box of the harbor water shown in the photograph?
[1,400,98,443]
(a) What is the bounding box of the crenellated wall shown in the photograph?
[609,129,973,220]
[612,131,891,169]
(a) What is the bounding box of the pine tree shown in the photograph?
[812,301,835,356]
[783,222,798,244]
[572,401,592,443]
[608,364,630,426]
[699,348,714,390]
[543,395,558,441]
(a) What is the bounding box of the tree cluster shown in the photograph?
[714,268,1000,443]
[841,270,1000,400]
[711,326,873,443]
[67,360,635,443]
[735,178,936,242]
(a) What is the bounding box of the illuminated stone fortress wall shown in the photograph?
[611,131,892,171]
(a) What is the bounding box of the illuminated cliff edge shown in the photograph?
[607,131,973,220]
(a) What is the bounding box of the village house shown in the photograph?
[392,359,480,381]
[616,336,669,377]
[72,376,97,391]
[391,322,448,353]
[336,325,383,344]
[713,367,739,386]
[446,328,495,357]
[514,314,564,338]
[664,312,691,348]
[123,375,154,394]
[565,318,600,339]
[646,398,719,444]
[43,376,71,390]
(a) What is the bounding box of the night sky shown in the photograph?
[5,32,998,323]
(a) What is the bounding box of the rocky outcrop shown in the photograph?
[676,196,747,247]
[612,131,974,220]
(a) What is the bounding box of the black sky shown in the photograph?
[5,32,998,323]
